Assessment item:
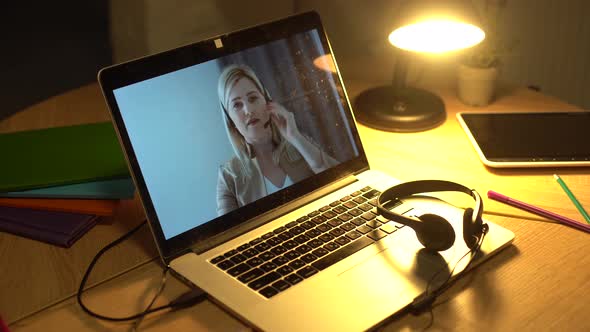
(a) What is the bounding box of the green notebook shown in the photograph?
[1,122,130,192]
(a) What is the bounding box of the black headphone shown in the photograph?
[376,180,488,252]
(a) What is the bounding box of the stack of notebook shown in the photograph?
[0,122,134,247]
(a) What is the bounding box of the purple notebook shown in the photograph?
[0,206,100,248]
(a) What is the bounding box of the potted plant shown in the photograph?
[457,0,515,106]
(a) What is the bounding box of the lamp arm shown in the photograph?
[392,50,410,90]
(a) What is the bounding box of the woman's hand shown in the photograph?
[267,102,301,142]
[267,101,338,173]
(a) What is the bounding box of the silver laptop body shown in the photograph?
[98,11,514,331]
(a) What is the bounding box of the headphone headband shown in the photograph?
[376,180,485,251]
[380,180,473,200]
[378,180,481,224]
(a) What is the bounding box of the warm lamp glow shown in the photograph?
[313,54,337,73]
[389,19,485,54]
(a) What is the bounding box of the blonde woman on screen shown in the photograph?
[216,64,338,216]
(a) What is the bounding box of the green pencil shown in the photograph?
[554,174,590,224]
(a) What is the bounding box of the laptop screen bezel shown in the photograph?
[98,11,369,261]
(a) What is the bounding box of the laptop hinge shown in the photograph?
[185,174,359,256]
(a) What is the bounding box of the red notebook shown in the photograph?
[0,197,121,216]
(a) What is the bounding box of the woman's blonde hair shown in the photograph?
[217,64,287,177]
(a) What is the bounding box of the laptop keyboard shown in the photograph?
[209,186,405,299]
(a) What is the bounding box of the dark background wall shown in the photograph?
[0,2,112,120]
[2,1,588,123]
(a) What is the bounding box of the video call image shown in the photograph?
[113,29,360,239]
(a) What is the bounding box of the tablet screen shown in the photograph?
[457,111,590,167]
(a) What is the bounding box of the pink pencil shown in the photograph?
[488,190,590,234]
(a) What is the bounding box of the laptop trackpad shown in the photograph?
[337,242,449,298]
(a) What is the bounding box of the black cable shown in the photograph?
[132,266,170,331]
[77,219,206,322]
[411,226,489,315]
[433,226,488,298]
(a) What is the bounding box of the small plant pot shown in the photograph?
[457,63,499,106]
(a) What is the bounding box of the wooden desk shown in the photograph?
[2,81,589,331]
[0,85,158,324]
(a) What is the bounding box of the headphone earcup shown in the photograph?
[462,208,478,249]
[415,214,455,251]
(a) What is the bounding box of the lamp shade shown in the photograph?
[388,0,484,53]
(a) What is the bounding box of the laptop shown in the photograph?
[98,11,514,331]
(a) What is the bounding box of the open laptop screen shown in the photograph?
[100,12,367,259]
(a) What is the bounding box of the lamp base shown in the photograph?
[353,86,446,132]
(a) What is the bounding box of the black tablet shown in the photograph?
[457,111,590,168]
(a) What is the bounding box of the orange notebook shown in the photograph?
[0,198,121,216]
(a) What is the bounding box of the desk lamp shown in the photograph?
[354,0,485,132]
